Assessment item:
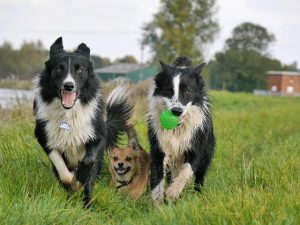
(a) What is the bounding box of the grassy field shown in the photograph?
[0,91,299,225]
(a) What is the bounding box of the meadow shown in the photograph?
[0,88,299,225]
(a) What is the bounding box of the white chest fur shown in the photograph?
[148,96,206,163]
[35,93,100,167]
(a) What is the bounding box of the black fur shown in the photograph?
[148,56,215,202]
[106,95,134,150]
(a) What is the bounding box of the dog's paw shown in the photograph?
[81,156,95,167]
[70,173,83,191]
[151,183,165,205]
[165,185,182,200]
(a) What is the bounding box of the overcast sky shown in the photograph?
[0,0,299,66]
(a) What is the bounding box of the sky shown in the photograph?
[0,0,299,66]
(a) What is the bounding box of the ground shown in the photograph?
[0,91,299,225]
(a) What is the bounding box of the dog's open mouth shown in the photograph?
[114,167,131,175]
[60,91,79,109]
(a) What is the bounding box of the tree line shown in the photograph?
[1,0,298,92]
[142,0,298,92]
[0,41,137,80]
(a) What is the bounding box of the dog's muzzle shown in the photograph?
[60,82,79,109]
[114,166,131,175]
[171,107,183,116]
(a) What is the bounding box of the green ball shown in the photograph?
[160,110,179,130]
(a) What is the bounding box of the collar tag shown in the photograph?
[60,122,71,130]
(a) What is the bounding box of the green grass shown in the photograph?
[0,91,300,225]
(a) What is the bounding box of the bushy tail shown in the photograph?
[105,85,134,150]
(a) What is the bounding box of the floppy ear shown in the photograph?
[159,60,174,73]
[50,37,64,57]
[76,43,90,58]
[194,62,206,75]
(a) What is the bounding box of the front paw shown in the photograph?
[151,189,165,206]
[165,185,182,200]
[70,173,83,191]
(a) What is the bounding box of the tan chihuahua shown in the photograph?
[109,124,150,199]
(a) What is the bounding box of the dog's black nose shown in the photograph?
[171,107,183,116]
[63,82,75,92]
[118,162,124,168]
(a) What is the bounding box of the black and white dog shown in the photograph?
[148,56,215,204]
[33,37,133,207]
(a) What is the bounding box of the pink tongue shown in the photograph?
[62,93,76,108]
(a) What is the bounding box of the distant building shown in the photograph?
[95,63,158,83]
[267,71,300,96]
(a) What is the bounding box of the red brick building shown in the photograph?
[267,71,300,96]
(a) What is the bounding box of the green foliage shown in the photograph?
[210,49,283,91]
[114,55,138,64]
[225,22,275,55]
[91,55,111,69]
[0,40,48,79]
[209,22,290,92]
[142,0,219,63]
[0,41,138,80]
[1,92,300,224]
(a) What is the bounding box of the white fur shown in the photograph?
[63,73,75,86]
[34,77,101,167]
[49,150,74,183]
[173,74,181,101]
[151,180,165,203]
[165,163,193,199]
[63,57,76,86]
[107,85,130,107]
[148,95,206,162]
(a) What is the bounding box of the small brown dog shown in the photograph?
[109,124,150,199]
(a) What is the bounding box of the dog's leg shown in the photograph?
[49,150,73,184]
[194,168,207,192]
[165,163,193,200]
[76,136,105,208]
[35,120,73,184]
[150,147,166,205]
[193,150,213,192]
[149,125,167,205]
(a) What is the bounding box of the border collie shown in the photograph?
[33,37,133,207]
[148,56,215,205]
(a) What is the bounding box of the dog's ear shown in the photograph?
[129,139,139,151]
[50,37,64,57]
[76,43,90,58]
[159,60,174,74]
[193,62,206,75]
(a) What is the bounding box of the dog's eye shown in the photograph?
[185,90,190,95]
[77,68,83,73]
[56,67,62,73]
[125,157,131,161]
[113,156,118,161]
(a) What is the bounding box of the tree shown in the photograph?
[209,22,285,92]
[210,50,283,91]
[225,22,275,55]
[114,55,138,64]
[91,55,111,69]
[0,40,47,79]
[0,42,16,78]
[142,0,219,63]
[18,40,48,78]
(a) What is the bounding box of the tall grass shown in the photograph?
[0,79,33,90]
[0,91,299,225]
